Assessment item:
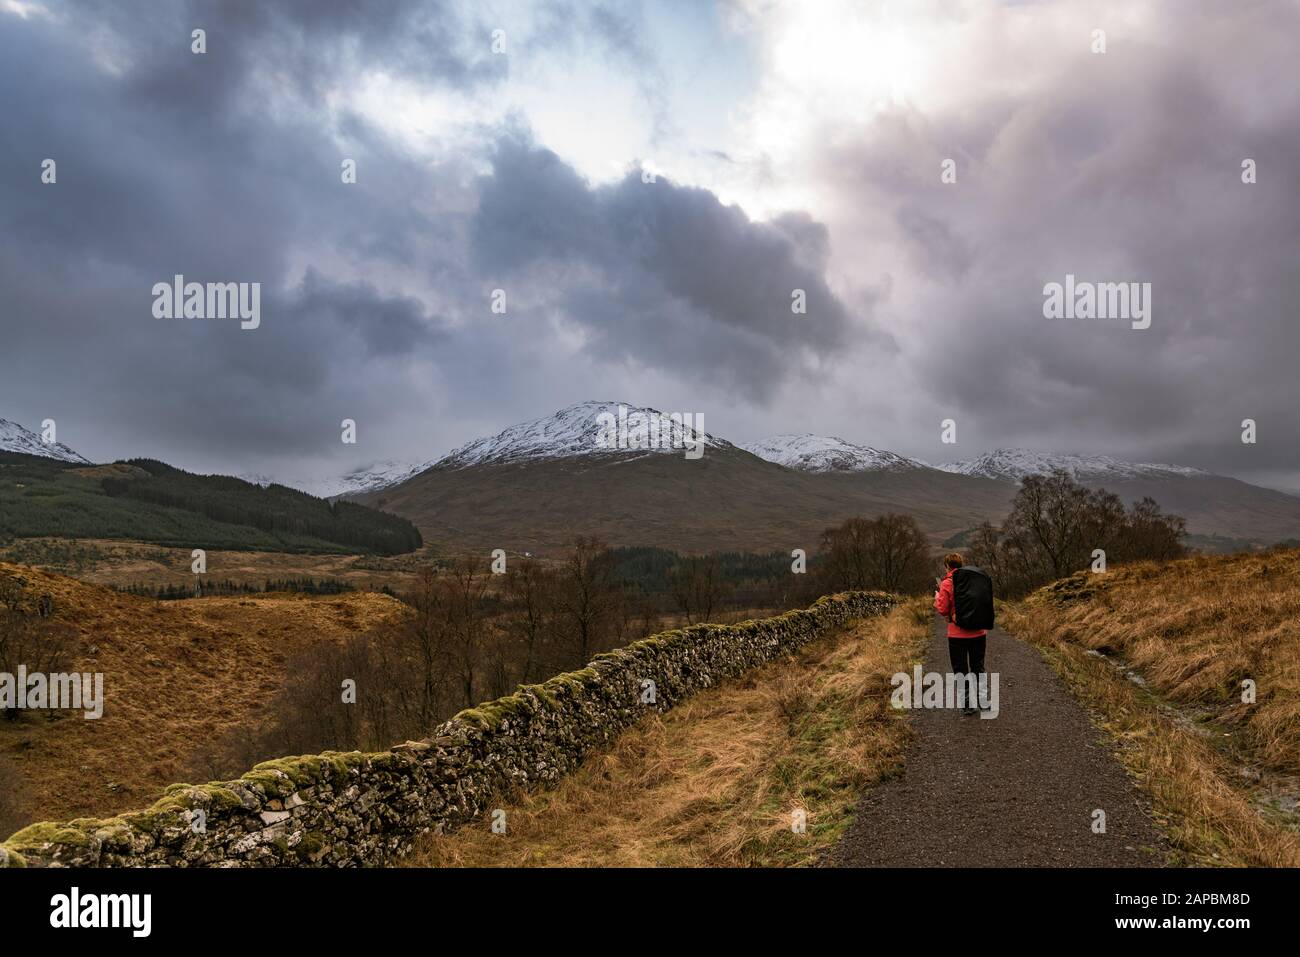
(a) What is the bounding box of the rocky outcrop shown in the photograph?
[0,591,895,867]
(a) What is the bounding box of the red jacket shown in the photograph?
[935,569,987,638]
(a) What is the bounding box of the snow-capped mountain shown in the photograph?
[936,448,1207,483]
[342,403,1300,550]
[744,434,927,473]
[244,461,430,499]
[0,418,90,464]
[432,400,724,471]
[312,460,430,498]
[236,472,278,488]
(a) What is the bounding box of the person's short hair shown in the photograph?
[944,552,964,570]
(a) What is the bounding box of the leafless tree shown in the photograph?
[819,513,931,595]
[504,556,556,684]
[668,555,730,624]
[555,536,617,663]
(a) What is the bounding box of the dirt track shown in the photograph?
[826,617,1171,867]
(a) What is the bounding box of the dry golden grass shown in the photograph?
[1004,548,1300,867]
[0,561,410,830]
[405,600,929,867]
[0,537,432,592]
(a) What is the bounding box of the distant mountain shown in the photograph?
[241,461,432,500]
[300,401,717,500]
[745,434,927,473]
[11,404,1291,554]
[352,402,1015,554]
[309,460,430,499]
[931,447,1300,549]
[0,418,90,464]
[435,400,723,470]
[937,448,1207,483]
[351,404,1300,554]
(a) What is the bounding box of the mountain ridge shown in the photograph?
[9,406,1297,550]
[346,402,1300,552]
[936,447,1209,483]
[0,418,90,464]
[743,433,928,473]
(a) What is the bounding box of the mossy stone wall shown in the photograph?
[0,591,895,867]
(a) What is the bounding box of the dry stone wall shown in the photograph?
[0,591,895,868]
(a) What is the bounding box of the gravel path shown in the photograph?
[826,616,1170,867]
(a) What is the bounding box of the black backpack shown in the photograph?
[951,566,995,630]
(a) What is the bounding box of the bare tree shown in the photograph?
[983,471,1187,596]
[863,513,931,593]
[1119,497,1187,562]
[819,514,931,594]
[444,558,489,707]
[0,575,73,722]
[504,556,556,684]
[668,555,730,624]
[819,517,874,591]
[555,537,617,663]
[401,565,455,728]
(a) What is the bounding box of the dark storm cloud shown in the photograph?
[5,0,1292,494]
[807,0,1300,485]
[0,1,483,468]
[69,0,506,113]
[0,0,861,475]
[470,135,868,399]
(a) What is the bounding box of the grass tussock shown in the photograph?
[1005,548,1300,867]
[407,600,930,867]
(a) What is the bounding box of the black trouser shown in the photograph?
[948,636,987,707]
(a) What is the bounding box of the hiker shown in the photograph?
[934,553,994,715]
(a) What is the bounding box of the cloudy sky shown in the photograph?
[2,0,1297,491]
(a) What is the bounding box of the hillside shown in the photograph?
[351,402,1016,553]
[0,538,432,594]
[358,442,1017,554]
[937,448,1300,546]
[1,589,902,866]
[1005,548,1300,865]
[0,562,410,831]
[0,452,423,555]
[347,404,1300,554]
